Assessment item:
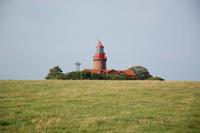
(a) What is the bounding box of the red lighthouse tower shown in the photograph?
[93,40,107,70]
[83,40,136,78]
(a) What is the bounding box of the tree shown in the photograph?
[129,66,152,80]
[45,66,64,80]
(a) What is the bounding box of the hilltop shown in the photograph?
[0,80,200,132]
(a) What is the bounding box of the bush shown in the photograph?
[148,77,165,81]
[62,71,133,80]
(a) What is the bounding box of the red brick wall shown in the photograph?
[93,58,107,70]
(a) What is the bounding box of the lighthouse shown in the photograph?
[93,40,107,70]
[83,40,136,78]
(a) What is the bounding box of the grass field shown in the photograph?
[0,80,200,133]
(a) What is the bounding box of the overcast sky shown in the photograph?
[0,0,200,80]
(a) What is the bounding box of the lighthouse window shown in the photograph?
[100,48,104,53]
[96,48,100,53]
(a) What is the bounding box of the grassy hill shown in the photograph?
[0,80,200,133]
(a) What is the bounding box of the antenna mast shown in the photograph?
[75,61,81,72]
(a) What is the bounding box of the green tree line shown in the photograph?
[45,66,164,80]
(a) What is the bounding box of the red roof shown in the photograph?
[83,69,102,74]
[83,69,136,77]
[123,69,136,77]
[107,69,136,77]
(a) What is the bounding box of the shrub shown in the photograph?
[148,76,165,81]
[62,71,133,80]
